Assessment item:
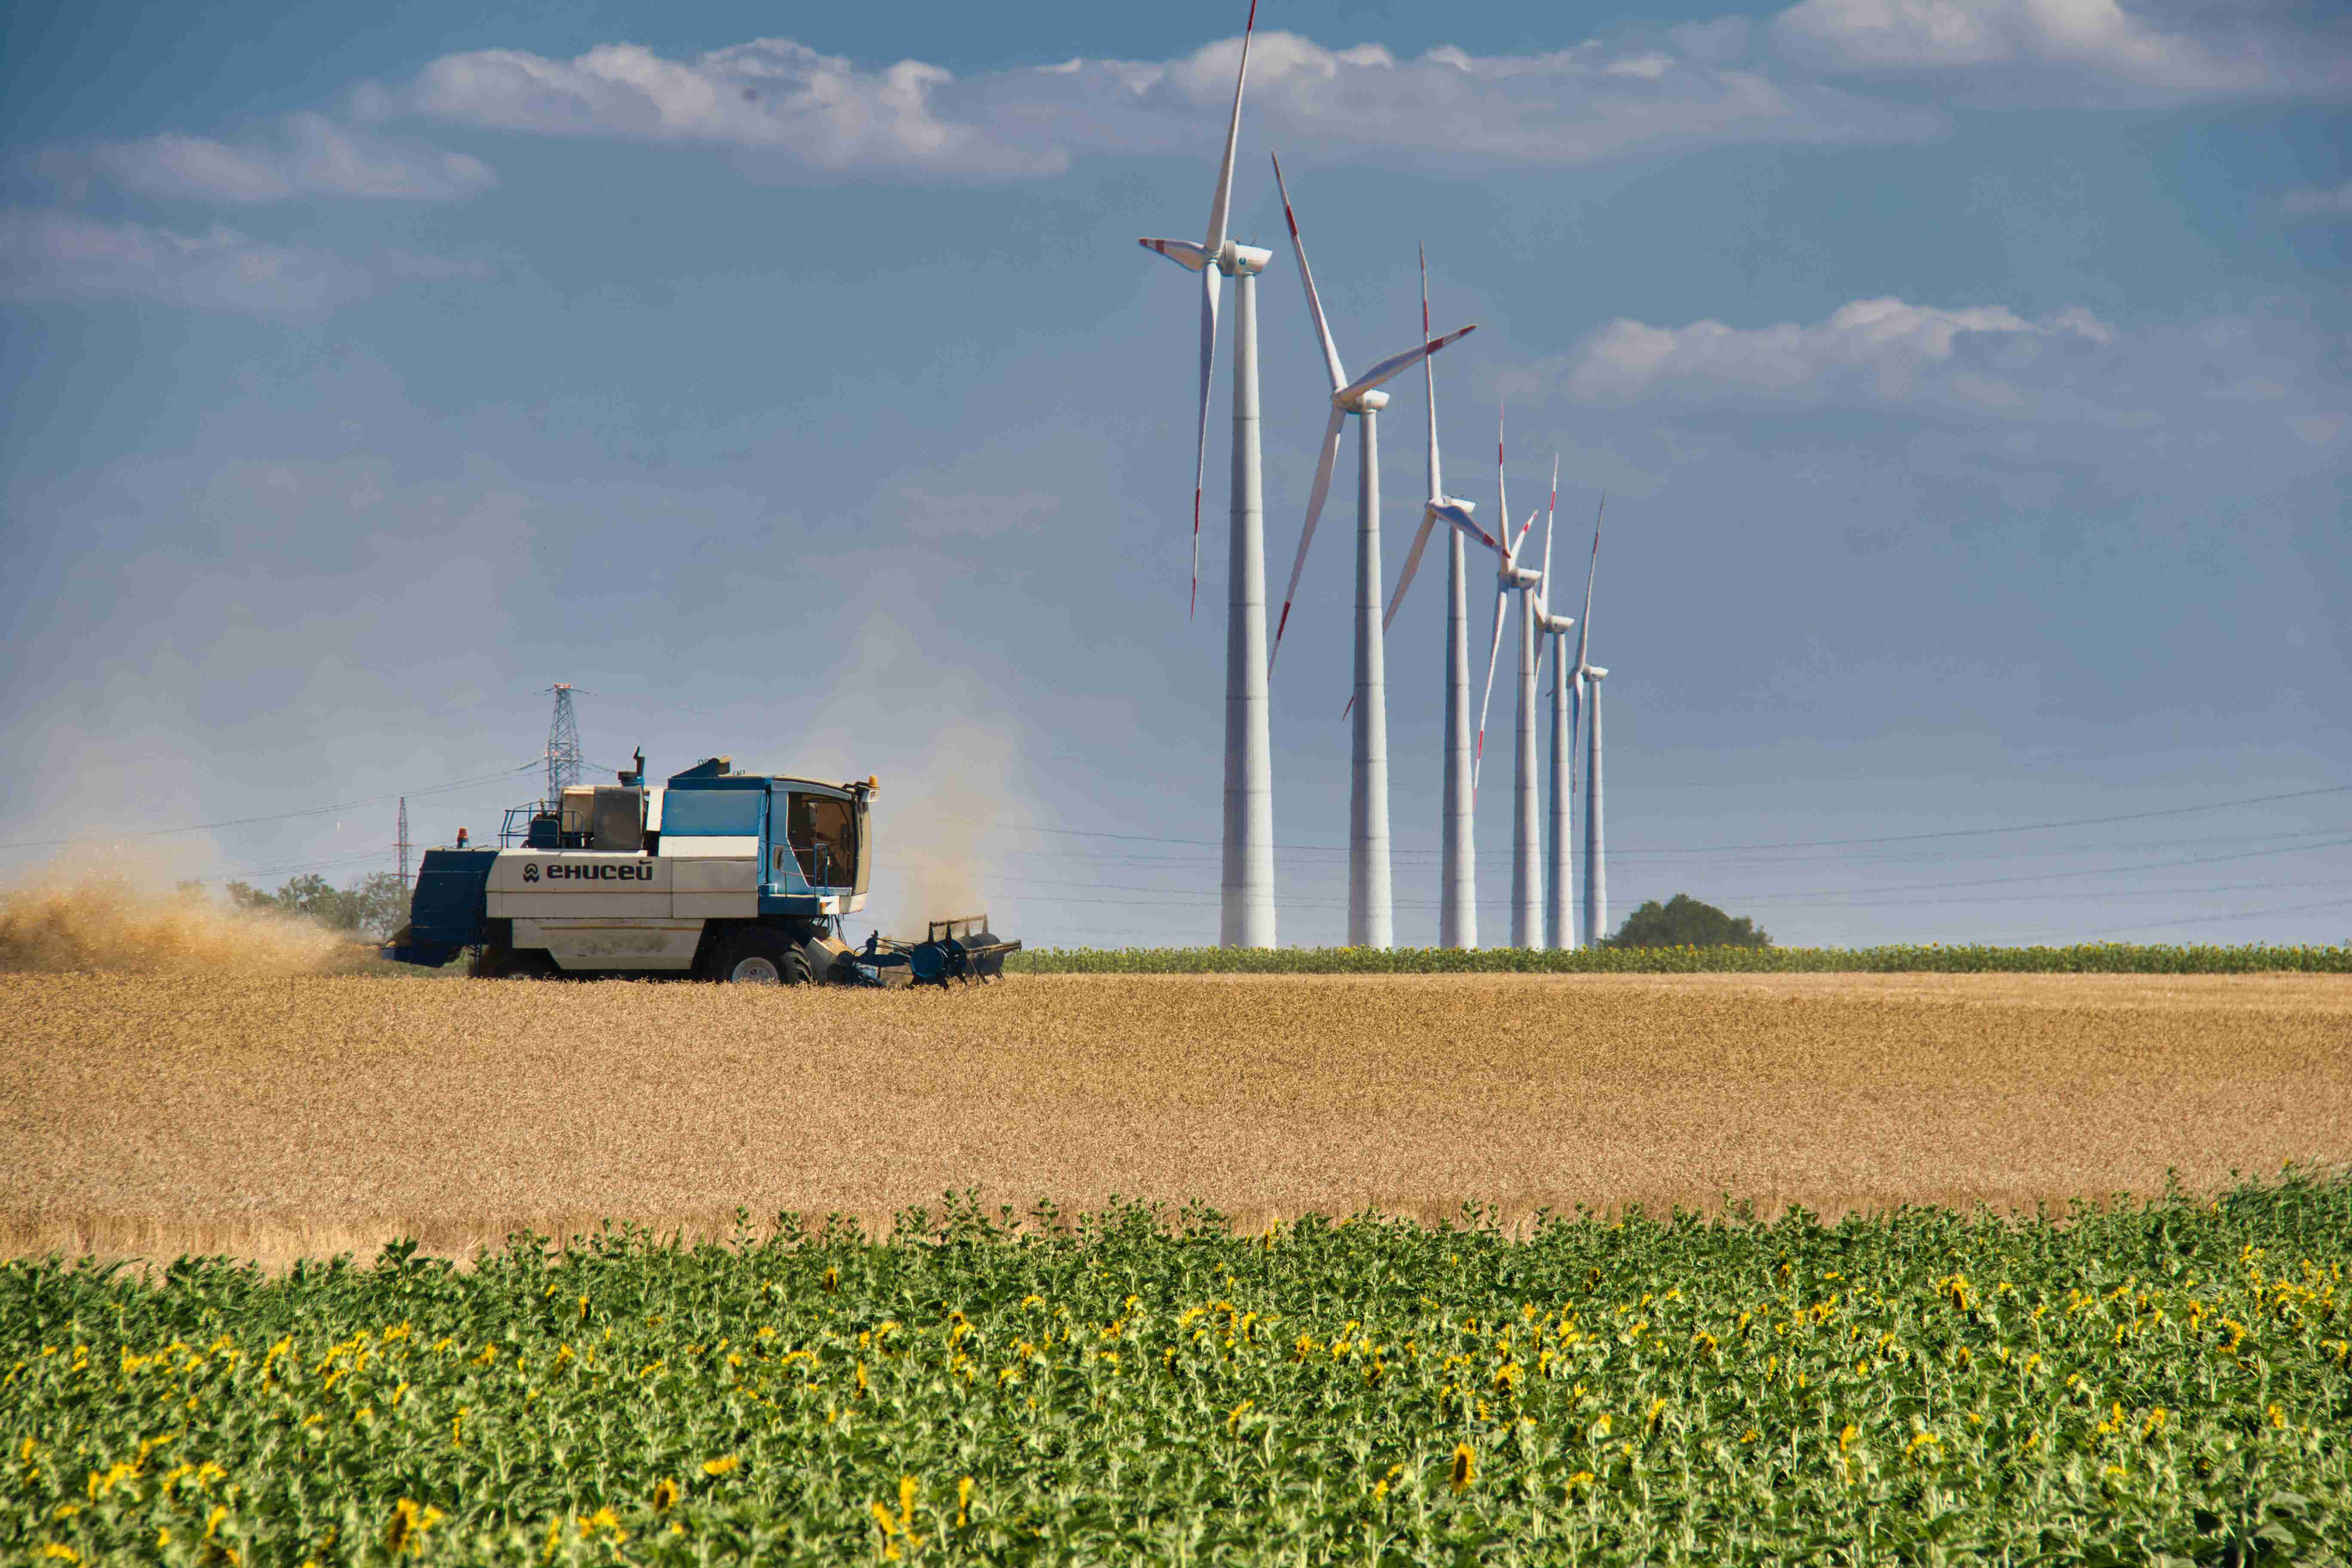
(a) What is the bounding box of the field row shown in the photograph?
[6,1173,2348,1562]
[9,972,2350,1270]
[1005,941,2352,974]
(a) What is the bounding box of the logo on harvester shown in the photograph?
[536,862,652,881]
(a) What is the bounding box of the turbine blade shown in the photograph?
[1574,494,1604,672]
[1542,453,1559,588]
[1496,401,1510,567]
[1191,265,1224,618]
[1382,509,1437,633]
[1269,405,1349,674]
[1472,584,1508,792]
[1340,324,1475,403]
[1201,0,1260,257]
[1138,237,1212,272]
[1435,500,1498,556]
[1270,153,1347,392]
[1421,244,1439,503]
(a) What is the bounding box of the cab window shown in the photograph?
[785,793,858,887]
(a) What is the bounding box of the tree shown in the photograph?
[350,872,408,940]
[1605,893,1770,949]
[221,871,409,939]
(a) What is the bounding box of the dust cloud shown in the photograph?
[885,720,1017,940]
[0,866,345,975]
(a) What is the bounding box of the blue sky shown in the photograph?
[2,0,2347,948]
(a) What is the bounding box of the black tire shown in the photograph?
[474,947,560,980]
[719,928,811,986]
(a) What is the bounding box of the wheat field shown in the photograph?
[4,970,2346,1266]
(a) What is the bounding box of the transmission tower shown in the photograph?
[397,796,411,891]
[544,683,584,804]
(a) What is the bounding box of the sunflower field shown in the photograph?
[7,1172,2348,1565]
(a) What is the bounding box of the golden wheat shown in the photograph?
[4,971,2346,1266]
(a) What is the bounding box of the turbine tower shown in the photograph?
[1378,248,1496,949]
[1137,0,1277,948]
[397,796,411,894]
[1267,156,1476,949]
[1472,409,1546,947]
[1568,510,1609,947]
[544,683,582,805]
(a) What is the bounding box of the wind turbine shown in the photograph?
[1266,155,1476,949]
[1136,0,1278,948]
[1568,504,1609,947]
[1532,472,1588,951]
[1471,407,1546,947]
[1378,248,1499,949]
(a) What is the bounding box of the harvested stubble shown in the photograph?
[4,971,2348,1265]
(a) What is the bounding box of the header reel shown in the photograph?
[839,916,1022,989]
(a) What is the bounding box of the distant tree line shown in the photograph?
[1604,893,1770,949]
[224,873,407,941]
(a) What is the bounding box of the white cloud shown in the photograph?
[88,113,495,203]
[1564,296,2116,407]
[0,211,368,314]
[2282,180,2352,219]
[42,10,2342,206]
[1550,297,2352,462]
[1004,31,1934,166]
[412,39,1064,174]
[393,30,1938,175]
[1772,0,2339,93]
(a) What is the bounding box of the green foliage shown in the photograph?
[6,1173,2349,1563]
[1005,942,2352,974]
[1605,894,1769,949]
[224,872,407,940]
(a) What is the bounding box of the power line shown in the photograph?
[0,763,538,854]
[2027,896,2352,943]
[968,783,2348,859]
[975,835,2352,906]
[992,824,2352,879]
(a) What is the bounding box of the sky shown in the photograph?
[2,0,2348,949]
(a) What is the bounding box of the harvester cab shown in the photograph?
[378,754,971,985]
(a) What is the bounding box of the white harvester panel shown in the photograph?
[671,857,760,919]
[517,918,703,971]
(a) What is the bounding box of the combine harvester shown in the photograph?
[380,755,1017,986]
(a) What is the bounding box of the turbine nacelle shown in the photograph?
[1529,593,1575,636]
[1338,386,1391,414]
[1137,238,1272,277]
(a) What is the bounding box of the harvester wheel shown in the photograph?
[720,930,810,986]
[475,948,560,980]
